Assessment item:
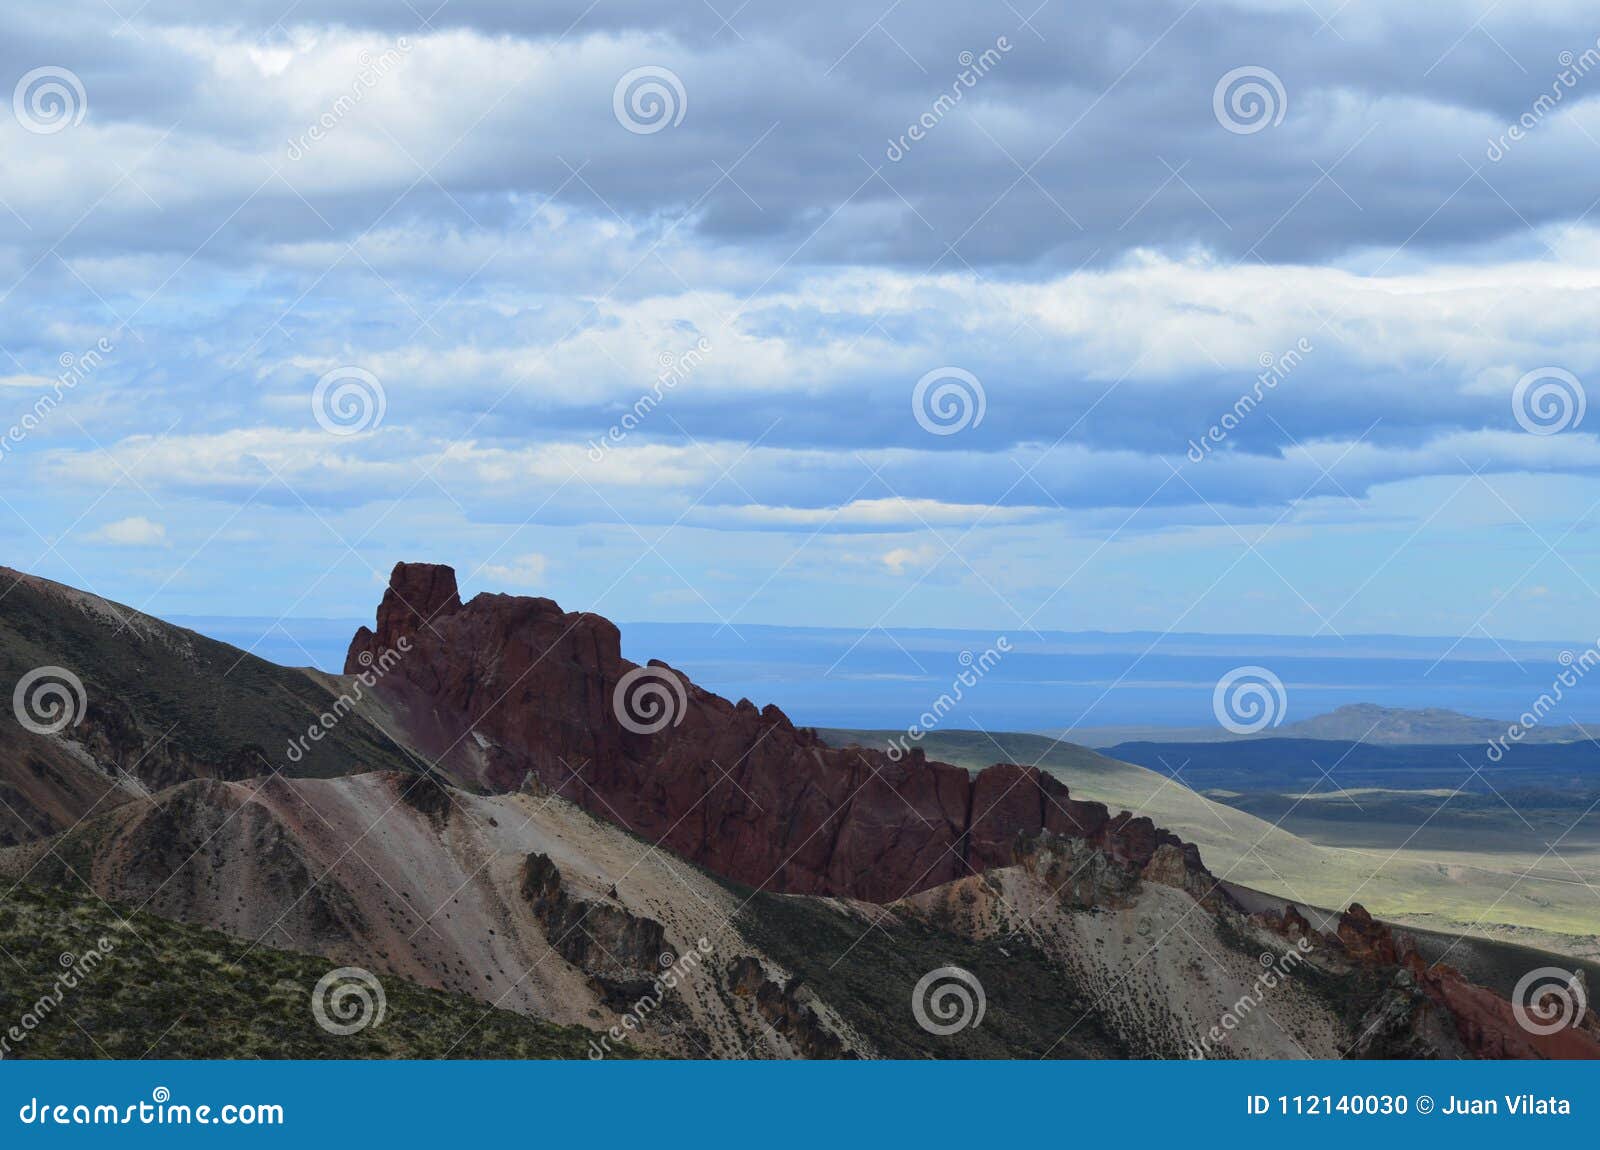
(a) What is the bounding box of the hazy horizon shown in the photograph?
[172,610,1600,732]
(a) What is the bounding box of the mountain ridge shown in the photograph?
[342,561,1218,904]
[4,560,1598,1059]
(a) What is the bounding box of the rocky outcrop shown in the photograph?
[1255,902,1315,944]
[1403,954,1600,1059]
[1336,903,1400,966]
[1346,965,1472,1060]
[520,852,674,1000]
[1258,897,1600,1060]
[351,563,1221,905]
[726,957,849,1059]
[1014,832,1141,908]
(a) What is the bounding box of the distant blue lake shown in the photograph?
[177,614,1600,733]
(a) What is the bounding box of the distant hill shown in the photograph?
[1052,703,1591,748]
[819,727,1600,956]
[1272,703,1589,745]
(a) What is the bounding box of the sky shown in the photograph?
[4,1,1600,647]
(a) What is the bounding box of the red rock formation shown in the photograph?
[1336,903,1399,965]
[1255,902,1317,944]
[1327,901,1600,1060]
[1401,955,1600,1059]
[348,562,1221,904]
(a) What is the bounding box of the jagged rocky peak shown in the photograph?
[343,561,1222,907]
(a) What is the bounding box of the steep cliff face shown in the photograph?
[348,563,1220,904]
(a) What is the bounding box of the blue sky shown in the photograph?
[4,1,1600,643]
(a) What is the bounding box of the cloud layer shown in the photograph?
[3,0,1600,644]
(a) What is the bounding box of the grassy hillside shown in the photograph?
[1106,736,1600,796]
[0,569,414,783]
[0,881,632,1059]
[819,728,1600,959]
[727,881,1125,1059]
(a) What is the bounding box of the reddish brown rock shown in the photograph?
[1337,903,1400,965]
[346,561,463,670]
[349,562,1220,904]
[1256,902,1317,944]
[1401,953,1600,1059]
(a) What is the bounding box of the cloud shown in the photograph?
[882,544,940,575]
[5,0,1600,639]
[481,552,549,587]
[83,516,168,547]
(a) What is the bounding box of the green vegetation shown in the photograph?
[819,728,1600,960]
[0,881,634,1059]
[726,879,1125,1059]
[0,574,414,780]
